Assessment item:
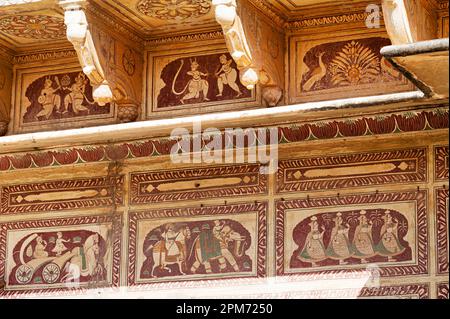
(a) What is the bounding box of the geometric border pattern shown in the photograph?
[436,188,449,274]
[277,148,427,193]
[130,164,267,204]
[359,283,430,299]
[434,145,449,181]
[0,176,124,215]
[0,106,447,172]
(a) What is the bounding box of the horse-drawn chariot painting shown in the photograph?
[3,222,113,291]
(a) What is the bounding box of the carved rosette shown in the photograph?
[117,101,140,123]
[0,15,66,40]
[136,0,211,20]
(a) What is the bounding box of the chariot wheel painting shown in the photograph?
[15,264,33,284]
[42,263,60,284]
[123,49,136,76]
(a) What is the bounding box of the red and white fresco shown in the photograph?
[276,190,428,277]
[277,148,427,193]
[128,202,267,286]
[437,282,449,299]
[359,284,430,299]
[130,164,267,204]
[0,107,447,172]
[436,188,449,275]
[0,215,121,296]
[1,176,124,215]
[434,145,449,182]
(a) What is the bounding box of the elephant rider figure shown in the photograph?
[190,222,240,274]
[216,224,240,272]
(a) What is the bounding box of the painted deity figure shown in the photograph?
[326,213,352,264]
[33,235,48,259]
[51,232,70,256]
[172,59,210,104]
[352,210,375,263]
[215,55,242,97]
[298,216,327,267]
[375,211,405,261]
[35,77,61,120]
[213,220,224,239]
[63,73,89,114]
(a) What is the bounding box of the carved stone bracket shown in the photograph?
[381,0,448,99]
[382,0,438,45]
[59,0,113,106]
[213,0,285,106]
[212,0,259,90]
[59,0,142,122]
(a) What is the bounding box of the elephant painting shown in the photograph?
[140,219,252,279]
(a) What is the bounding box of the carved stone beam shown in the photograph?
[213,0,284,106]
[381,0,438,45]
[381,38,449,99]
[59,0,113,106]
[381,1,447,99]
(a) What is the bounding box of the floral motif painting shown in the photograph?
[0,15,66,40]
[136,0,211,20]
[289,34,412,103]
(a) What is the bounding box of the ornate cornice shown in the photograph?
[12,49,77,64]
[438,0,449,10]
[286,11,373,30]
[145,30,224,46]
[247,0,286,28]
[86,1,144,46]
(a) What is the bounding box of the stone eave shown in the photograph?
[0,91,436,155]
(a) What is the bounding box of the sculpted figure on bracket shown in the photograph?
[59,0,141,122]
[212,0,284,107]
